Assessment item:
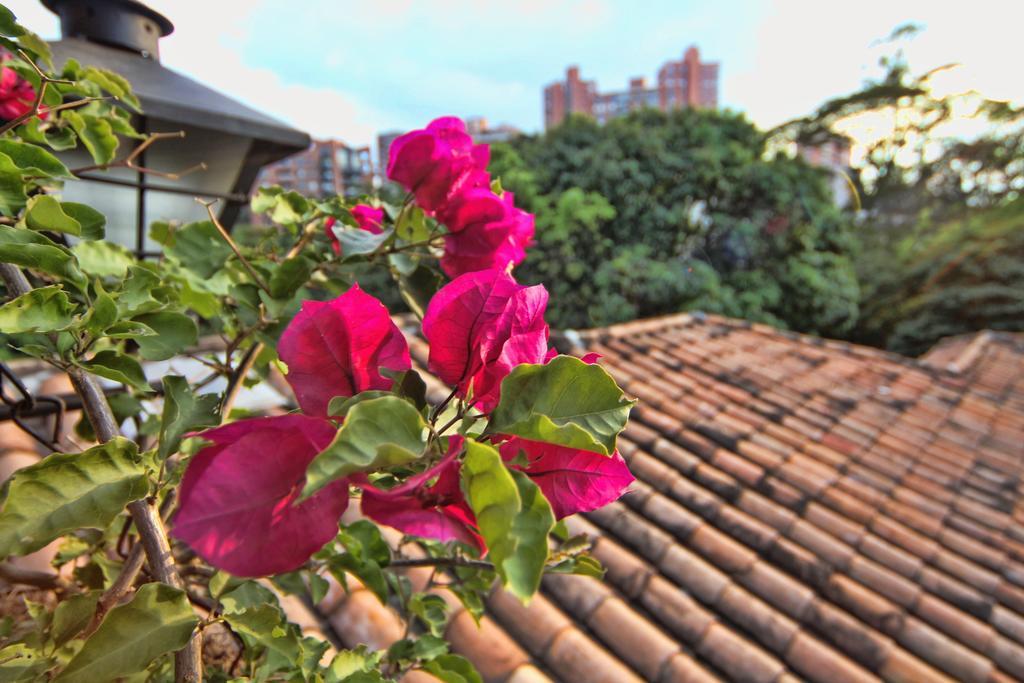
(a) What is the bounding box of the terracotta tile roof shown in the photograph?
[3,314,1022,682]
[408,313,1023,682]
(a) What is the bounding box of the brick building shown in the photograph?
[257,138,373,199]
[544,46,719,129]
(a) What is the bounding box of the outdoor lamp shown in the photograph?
[41,0,310,256]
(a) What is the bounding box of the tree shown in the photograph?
[493,108,861,336]
[771,24,1024,352]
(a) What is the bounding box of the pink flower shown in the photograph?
[499,437,634,519]
[386,117,489,214]
[440,191,534,277]
[423,269,548,411]
[432,184,534,277]
[0,64,40,122]
[278,285,411,417]
[324,216,340,255]
[172,415,348,577]
[351,204,384,234]
[360,436,483,551]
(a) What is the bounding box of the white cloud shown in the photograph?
[6,0,388,146]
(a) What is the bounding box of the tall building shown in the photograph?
[544,46,719,129]
[377,130,403,175]
[465,116,522,144]
[257,139,373,199]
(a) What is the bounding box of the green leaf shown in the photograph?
[51,591,100,647]
[302,396,427,498]
[131,312,197,361]
[395,206,429,242]
[487,355,634,455]
[103,320,156,339]
[339,227,391,258]
[83,281,117,336]
[547,553,605,579]
[72,241,134,278]
[422,654,484,683]
[0,5,24,36]
[82,67,140,110]
[461,440,519,571]
[0,152,27,216]
[17,30,52,69]
[61,203,106,240]
[79,350,151,392]
[340,520,390,566]
[0,285,74,333]
[326,645,382,683]
[461,440,553,601]
[158,376,220,460]
[224,605,303,674]
[25,195,81,236]
[269,255,312,299]
[269,191,310,225]
[250,185,283,214]
[505,469,555,598]
[165,220,231,279]
[0,227,85,288]
[54,583,197,683]
[64,111,118,166]
[116,266,163,315]
[0,139,72,179]
[0,437,147,558]
[219,580,279,615]
[0,643,53,682]
[325,391,392,418]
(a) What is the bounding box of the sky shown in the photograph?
[8,0,1024,152]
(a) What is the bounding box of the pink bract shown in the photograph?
[278,285,411,417]
[422,269,548,411]
[324,216,340,255]
[440,191,534,278]
[499,437,635,519]
[360,436,483,551]
[386,117,489,214]
[0,65,40,121]
[351,204,384,234]
[172,414,348,577]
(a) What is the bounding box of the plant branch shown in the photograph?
[85,490,180,638]
[198,199,272,296]
[221,343,259,417]
[0,562,68,590]
[0,262,202,683]
[69,131,207,180]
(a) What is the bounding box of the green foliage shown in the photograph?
[773,33,1024,352]
[130,311,197,361]
[462,440,554,601]
[78,350,151,392]
[853,200,1024,354]
[0,438,147,557]
[54,584,197,683]
[495,108,861,335]
[0,285,74,333]
[158,376,221,460]
[303,395,428,497]
[488,355,634,455]
[0,225,86,290]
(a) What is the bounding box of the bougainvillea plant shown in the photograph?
[0,5,635,682]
